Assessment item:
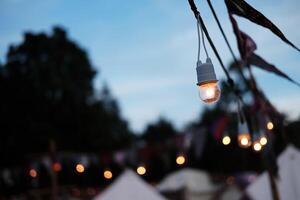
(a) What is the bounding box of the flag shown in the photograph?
[229,14,256,60]
[248,54,300,87]
[225,0,300,51]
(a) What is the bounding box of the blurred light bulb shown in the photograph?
[76,164,85,173]
[198,82,221,104]
[267,121,274,130]
[253,141,262,152]
[238,121,251,148]
[222,135,231,145]
[259,136,268,146]
[176,155,186,165]
[238,134,251,148]
[104,170,113,179]
[137,166,146,175]
[29,169,37,178]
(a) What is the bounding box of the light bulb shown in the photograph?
[222,135,231,145]
[29,169,38,178]
[176,155,186,165]
[238,121,251,148]
[198,81,221,104]
[104,170,113,179]
[137,166,146,175]
[267,121,274,130]
[253,141,262,152]
[196,58,220,104]
[76,164,85,173]
[259,136,268,146]
[238,134,251,148]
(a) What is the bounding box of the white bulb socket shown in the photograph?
[196,58,218,85]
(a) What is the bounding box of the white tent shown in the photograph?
[94,169,166,200]
[247,145,300,200]
[157,168,219,200]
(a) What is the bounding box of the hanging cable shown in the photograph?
[188,0,234,88]
[196,19,201,62]
[206,0,238,63]
[197,14,209,58]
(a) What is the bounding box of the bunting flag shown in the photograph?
[248,54,300,87]
[225,0,300,52]
[229,14,257,60]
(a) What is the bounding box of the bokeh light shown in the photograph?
[103,170,113,179]
[76,164,85,173]
[136,166,146,175]
[29,169,37,178]
[267,121,274,130]
[176,155,186,165]
[222,135,231,145]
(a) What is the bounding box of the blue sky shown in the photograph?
[1,0,300,132]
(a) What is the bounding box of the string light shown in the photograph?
[76,164,85,173]
[267,121,274,130]
[176,155,186,165]
[253,141,262,152]
[29,169,37,178]
[103,170,113,179]
[195,14,220,104]
[136,166,146,175]
[238,122,251,148]
[222,135,231,145]
[259,136,268,146]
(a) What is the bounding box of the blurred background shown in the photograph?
[0,0,300,200]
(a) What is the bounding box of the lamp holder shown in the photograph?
[196,58,217,85]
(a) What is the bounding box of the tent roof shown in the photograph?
[247,145,300,200]
[157,168,218,193]
[94,169,166,200]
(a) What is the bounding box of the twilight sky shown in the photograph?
[1,0,300,132]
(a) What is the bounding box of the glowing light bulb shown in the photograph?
[267,122,274,130]
[104,170,113,179]
[198,81,221,104]
[196,58,220,104]
[76,164,85,173]
[259,136,268,146]
[238,121,251,148]
[176,155,186,165]
[29,169,37,178]
[222,135,231,145]
[253,141,262,152]
[238,134,251,148]
[137,166,146,175]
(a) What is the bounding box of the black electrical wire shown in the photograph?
[206,0,238,64]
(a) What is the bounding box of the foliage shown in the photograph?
[0,27,133,166]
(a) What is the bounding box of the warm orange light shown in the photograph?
[267,122,274,130]
[253,141,262,152]
[238,134,251,148]
[76,164,85,173]
[137,166,146,175]
[29,169,37,178]
[52,162,62,172]
[222,136,231,145]
[104,170,113,179]
[198,82,221,104]
[259,136,268,146]
[176,155,186,165]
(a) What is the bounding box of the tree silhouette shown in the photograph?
[0,27,132,166]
